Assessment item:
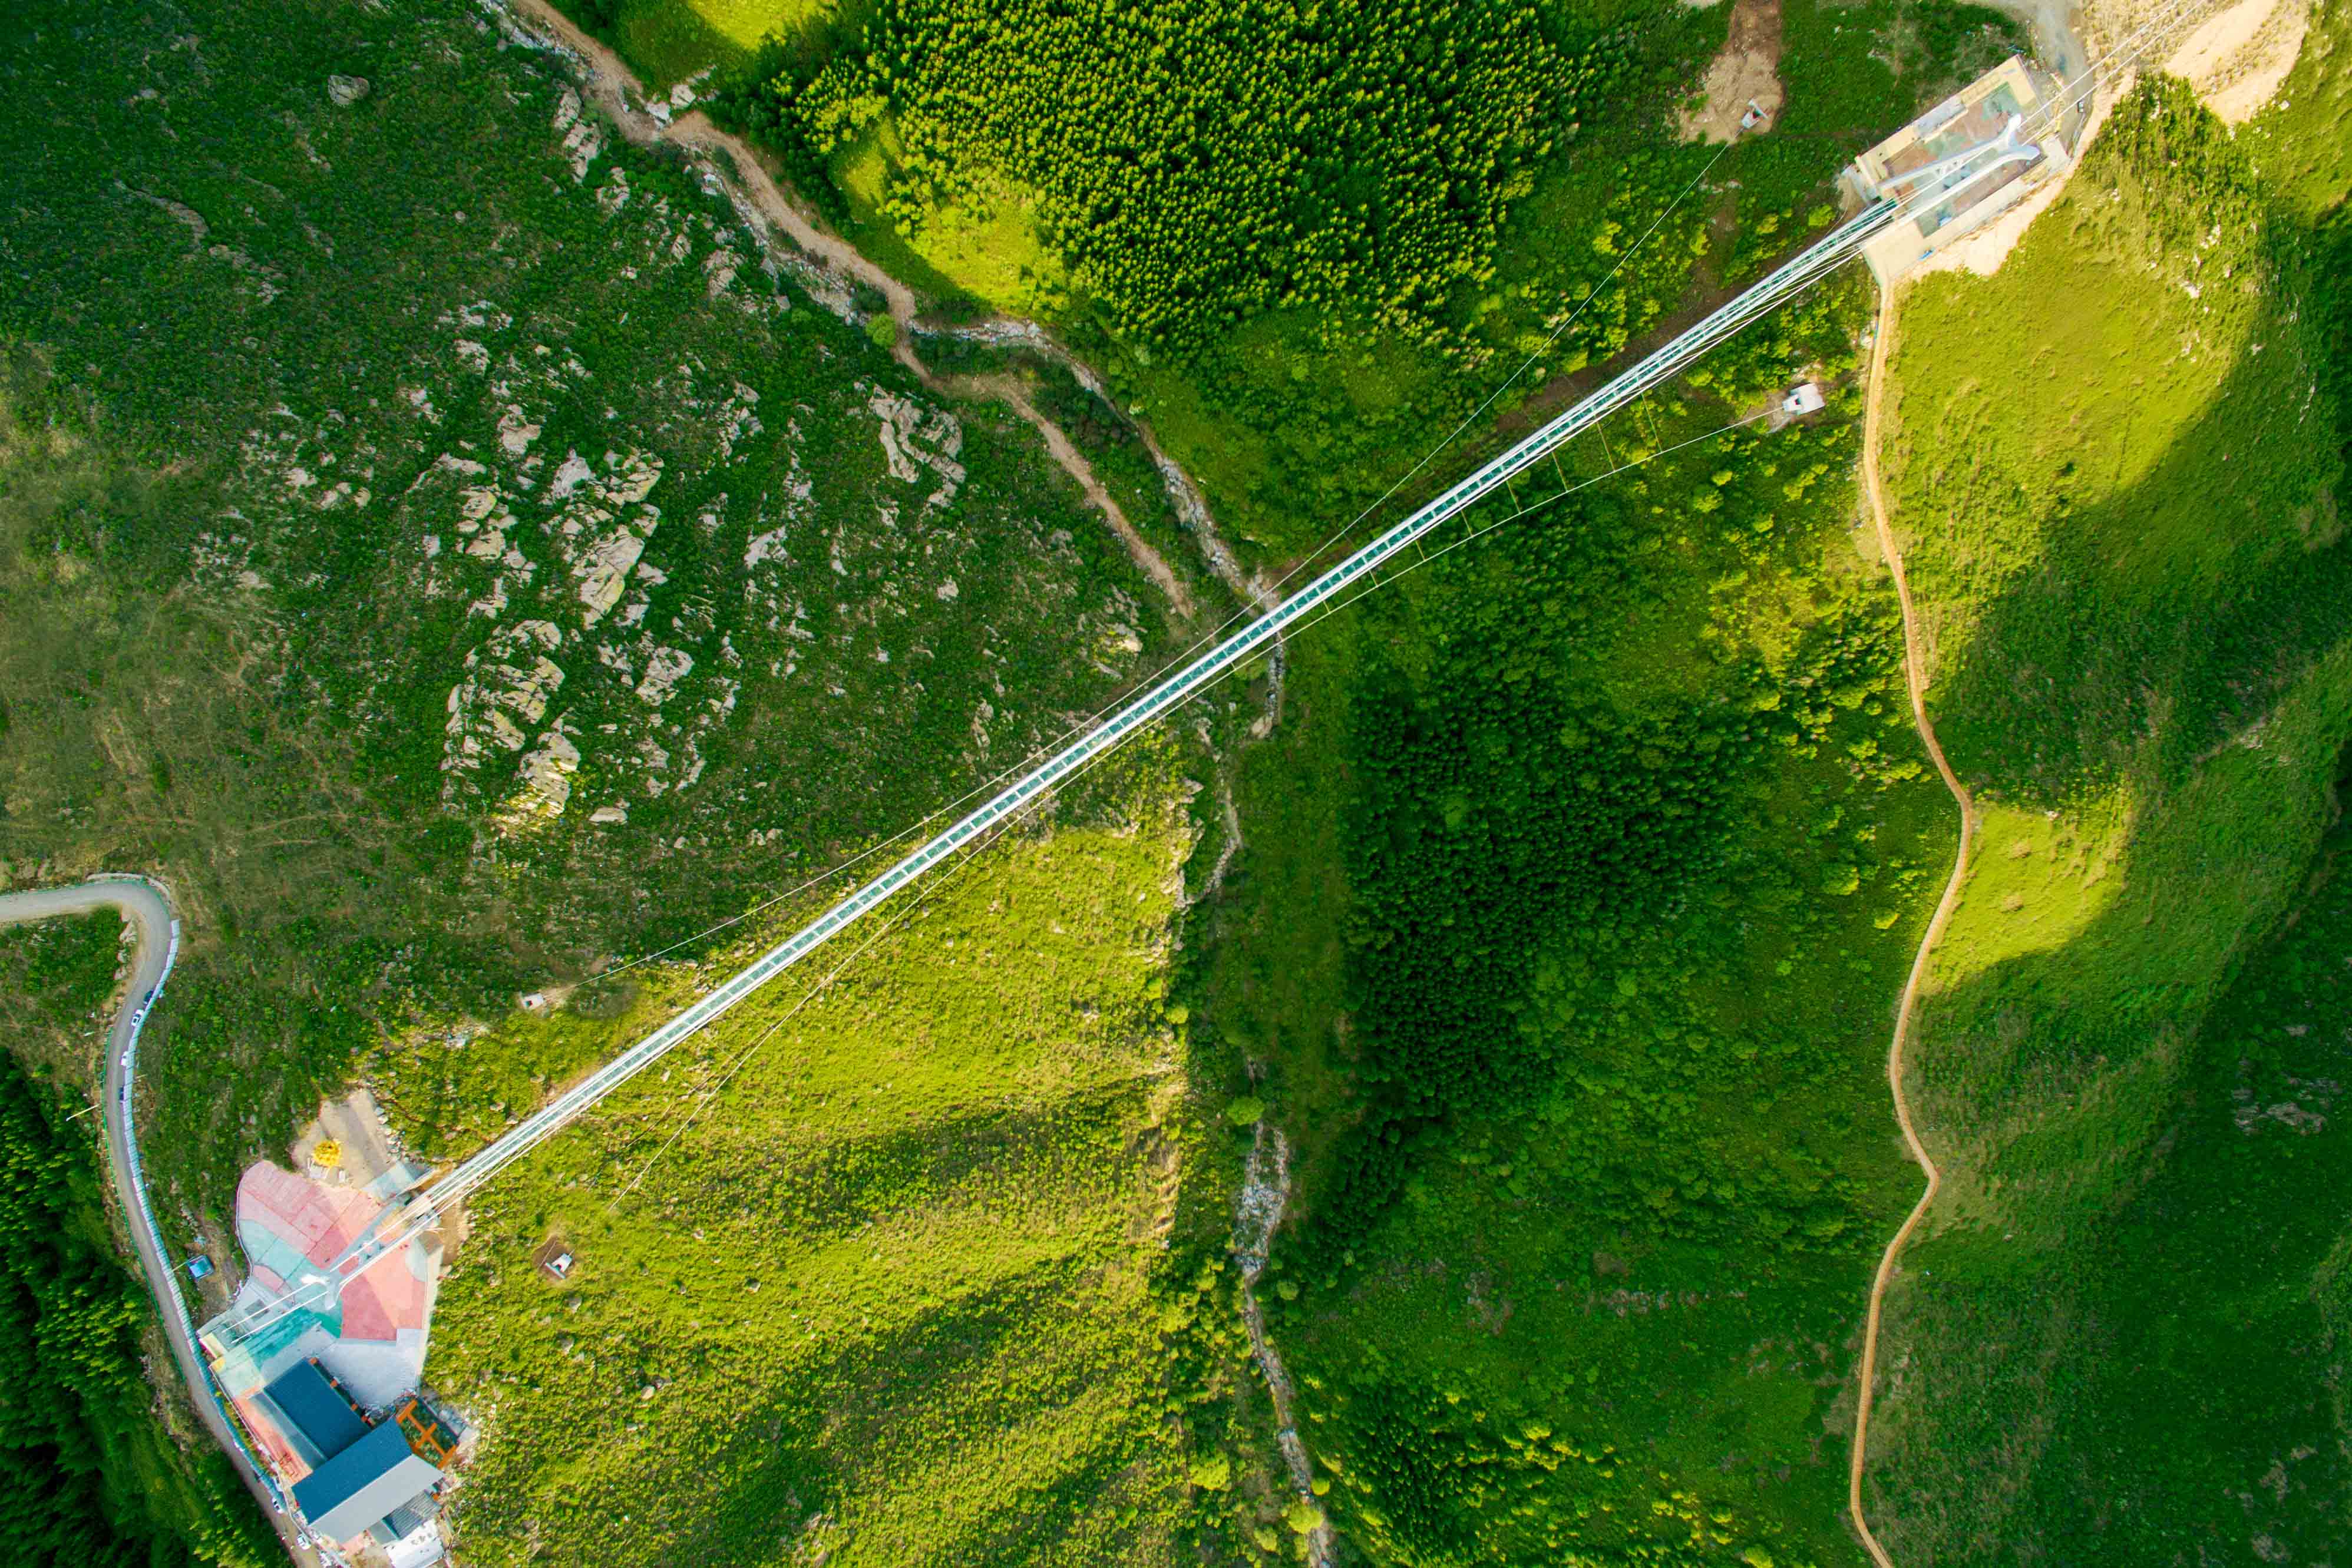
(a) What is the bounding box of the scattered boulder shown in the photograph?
[326,74,371,107]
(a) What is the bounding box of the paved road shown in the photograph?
[0,878,310,1565]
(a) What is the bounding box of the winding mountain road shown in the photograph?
[0,877,312,1565]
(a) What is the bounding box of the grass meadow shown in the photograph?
[1862,45,2352,1561]
[377,739,1299,1564]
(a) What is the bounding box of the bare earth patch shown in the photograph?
[1680,0,1784,144]
[2165,0,2311,123]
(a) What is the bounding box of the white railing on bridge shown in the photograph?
[265,191,1905,1316]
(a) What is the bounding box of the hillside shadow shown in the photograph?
[1862,215,2352,1567]
[1866,721,2352,1563]
[1891,222,2352,1185]
[680,1074,1144,1243]
[1918,281,2352,812]
[654,1256,1153,1566]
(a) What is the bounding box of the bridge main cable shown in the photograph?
[304,194,1901,1299]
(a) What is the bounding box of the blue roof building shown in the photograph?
[255,1359,369,1468]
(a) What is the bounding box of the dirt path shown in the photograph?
[1846,282,1976,1568]
[495,0,1204,620]
[949,371,1195,616]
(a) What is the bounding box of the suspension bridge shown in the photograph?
[208,43,2122,1347]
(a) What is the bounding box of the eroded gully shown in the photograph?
[488,0,1321,1549]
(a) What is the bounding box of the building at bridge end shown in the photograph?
[190,1090,465,1566]
[1842,55,2086,284]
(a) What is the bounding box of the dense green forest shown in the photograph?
[1864,35,2352,1561]
[780,0,1668,346]
[687,0,2021,554]
[0,914,269,1567]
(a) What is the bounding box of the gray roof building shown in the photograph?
[292,1421,442,1543]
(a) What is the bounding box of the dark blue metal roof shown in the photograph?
[260,1359,368,1461]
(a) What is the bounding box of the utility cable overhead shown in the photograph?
[293,200,1918,1289]
[589,144,1739,991]
[230,14,2212,1335]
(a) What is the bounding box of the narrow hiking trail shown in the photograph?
[497,0,1261,623]
[1847,282,1977,1568]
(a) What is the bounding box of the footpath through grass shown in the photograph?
[1864,39,2352,1562]
[1102,6,2033,1563]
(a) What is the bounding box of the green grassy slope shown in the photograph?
[391,743,1257,1565]
[1,0,1266,1560]
[1864,46,2352,1562]
[1,0,1175,1225]
[0,915,276,1566]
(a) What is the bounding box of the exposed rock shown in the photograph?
[497,406,542,456]
[124,187,209,249]
[510,730,583,818]
[561,117,604,183]
[549,450,595,498]
[864,386,966,508]
[597,167,631,217]
[576,531,646,620]
[326,74,371,107]
[442,621,567,799]
[635,646,693,705]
